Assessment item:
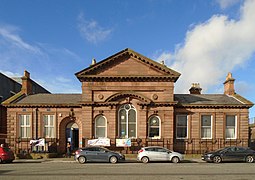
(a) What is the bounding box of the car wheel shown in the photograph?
[245,155,254,163]
[0,158,2,164]
[141,157,149,164]
[78,156,86,164]
[109,156,118,164]
[171,156,180,163]
[213,156,222,163]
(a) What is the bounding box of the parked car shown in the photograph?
[0,146,15,163]
[137,146,184,163]
[202,146,255,163]
[74,146,125,164]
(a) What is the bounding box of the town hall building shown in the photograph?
[3,48,254,154]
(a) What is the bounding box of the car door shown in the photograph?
[155,148,169,161]
[84,147,97,161]
[94,147,109,162]
[234,147,248,161]
[222,147,239,161]
[145,148,158,161]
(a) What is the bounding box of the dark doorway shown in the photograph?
[66,122,79,151]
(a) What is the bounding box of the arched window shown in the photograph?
[148,116,160,139]
[95,115,107,138]
[118,104,137,138]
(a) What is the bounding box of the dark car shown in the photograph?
[74,146,125,164]
[0,147,15,163]
[202,146,255,163]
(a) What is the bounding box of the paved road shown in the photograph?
[1,160,255,180]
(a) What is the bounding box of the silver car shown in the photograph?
[137,146,184,163]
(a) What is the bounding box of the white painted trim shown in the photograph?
[148,115,161,139]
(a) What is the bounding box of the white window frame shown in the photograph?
[201,115,212,139]
[20,114,31,138]
[176,115,188,139]
[148,115,161,139]
[118,104,137,139]
[225,115,237,139]
[95,115,107,138]
[44,115,55,138]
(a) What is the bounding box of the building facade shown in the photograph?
[0,71,49,144]
[3,49,254,154]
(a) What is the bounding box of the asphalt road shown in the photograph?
[1,160,255,180]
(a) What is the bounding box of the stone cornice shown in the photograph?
[175,104,252,109]
[78,75,179,82]
[4,104,81,108]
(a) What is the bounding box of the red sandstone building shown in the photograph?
[3,48,254,154]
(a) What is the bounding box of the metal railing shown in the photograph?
[3,137,254,155]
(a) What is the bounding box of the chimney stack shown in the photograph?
[21,70,32,95]
[224,72,235,96]
[189,83,202,94]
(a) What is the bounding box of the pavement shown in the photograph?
[13,154,204,163]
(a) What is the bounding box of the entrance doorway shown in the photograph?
[66,122,79,151]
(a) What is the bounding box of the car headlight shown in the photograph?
[206,154,213,157]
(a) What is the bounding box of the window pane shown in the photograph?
[96,116,105,126]
[177,127,187,138]
[128,124,136,137]
[201,127,211,138]
[26,116,30,125]
[49,127,54,137]
[96,127,106,138]
[201,115,211,126]
[120,124,126,138]
[20,117,25,126]
[21,128,25,137]
[149,128,159,137]
[50,115,54,125]
[177,116,187,126]
[149,116,159,126]
[226,128,235,138]
[45,127,49,137]
[44,116,48,126]
[119,109,126,123]
[226,116,235,126]
[26,127,31,138]
[176,115,187,138]
[128,109,136,123]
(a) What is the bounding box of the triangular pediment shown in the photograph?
[76,48,181,82]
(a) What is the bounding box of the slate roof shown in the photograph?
[174,94,253,107]
[12,94,82,107]
[4,93,253,108]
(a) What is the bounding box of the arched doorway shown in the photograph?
[66,122,79,150]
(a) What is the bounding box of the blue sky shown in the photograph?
[0,0,255,117]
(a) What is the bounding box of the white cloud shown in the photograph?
[155,0,255,94]
[77,12,113,44]
[216,0,240,9]
[0,24,82,94]
[0,25,41,54]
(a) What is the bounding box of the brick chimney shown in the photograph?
[224,72,235,96]
[189,83,202,94]
[21,70,32,95]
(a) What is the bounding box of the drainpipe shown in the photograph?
[35,108,38,139]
